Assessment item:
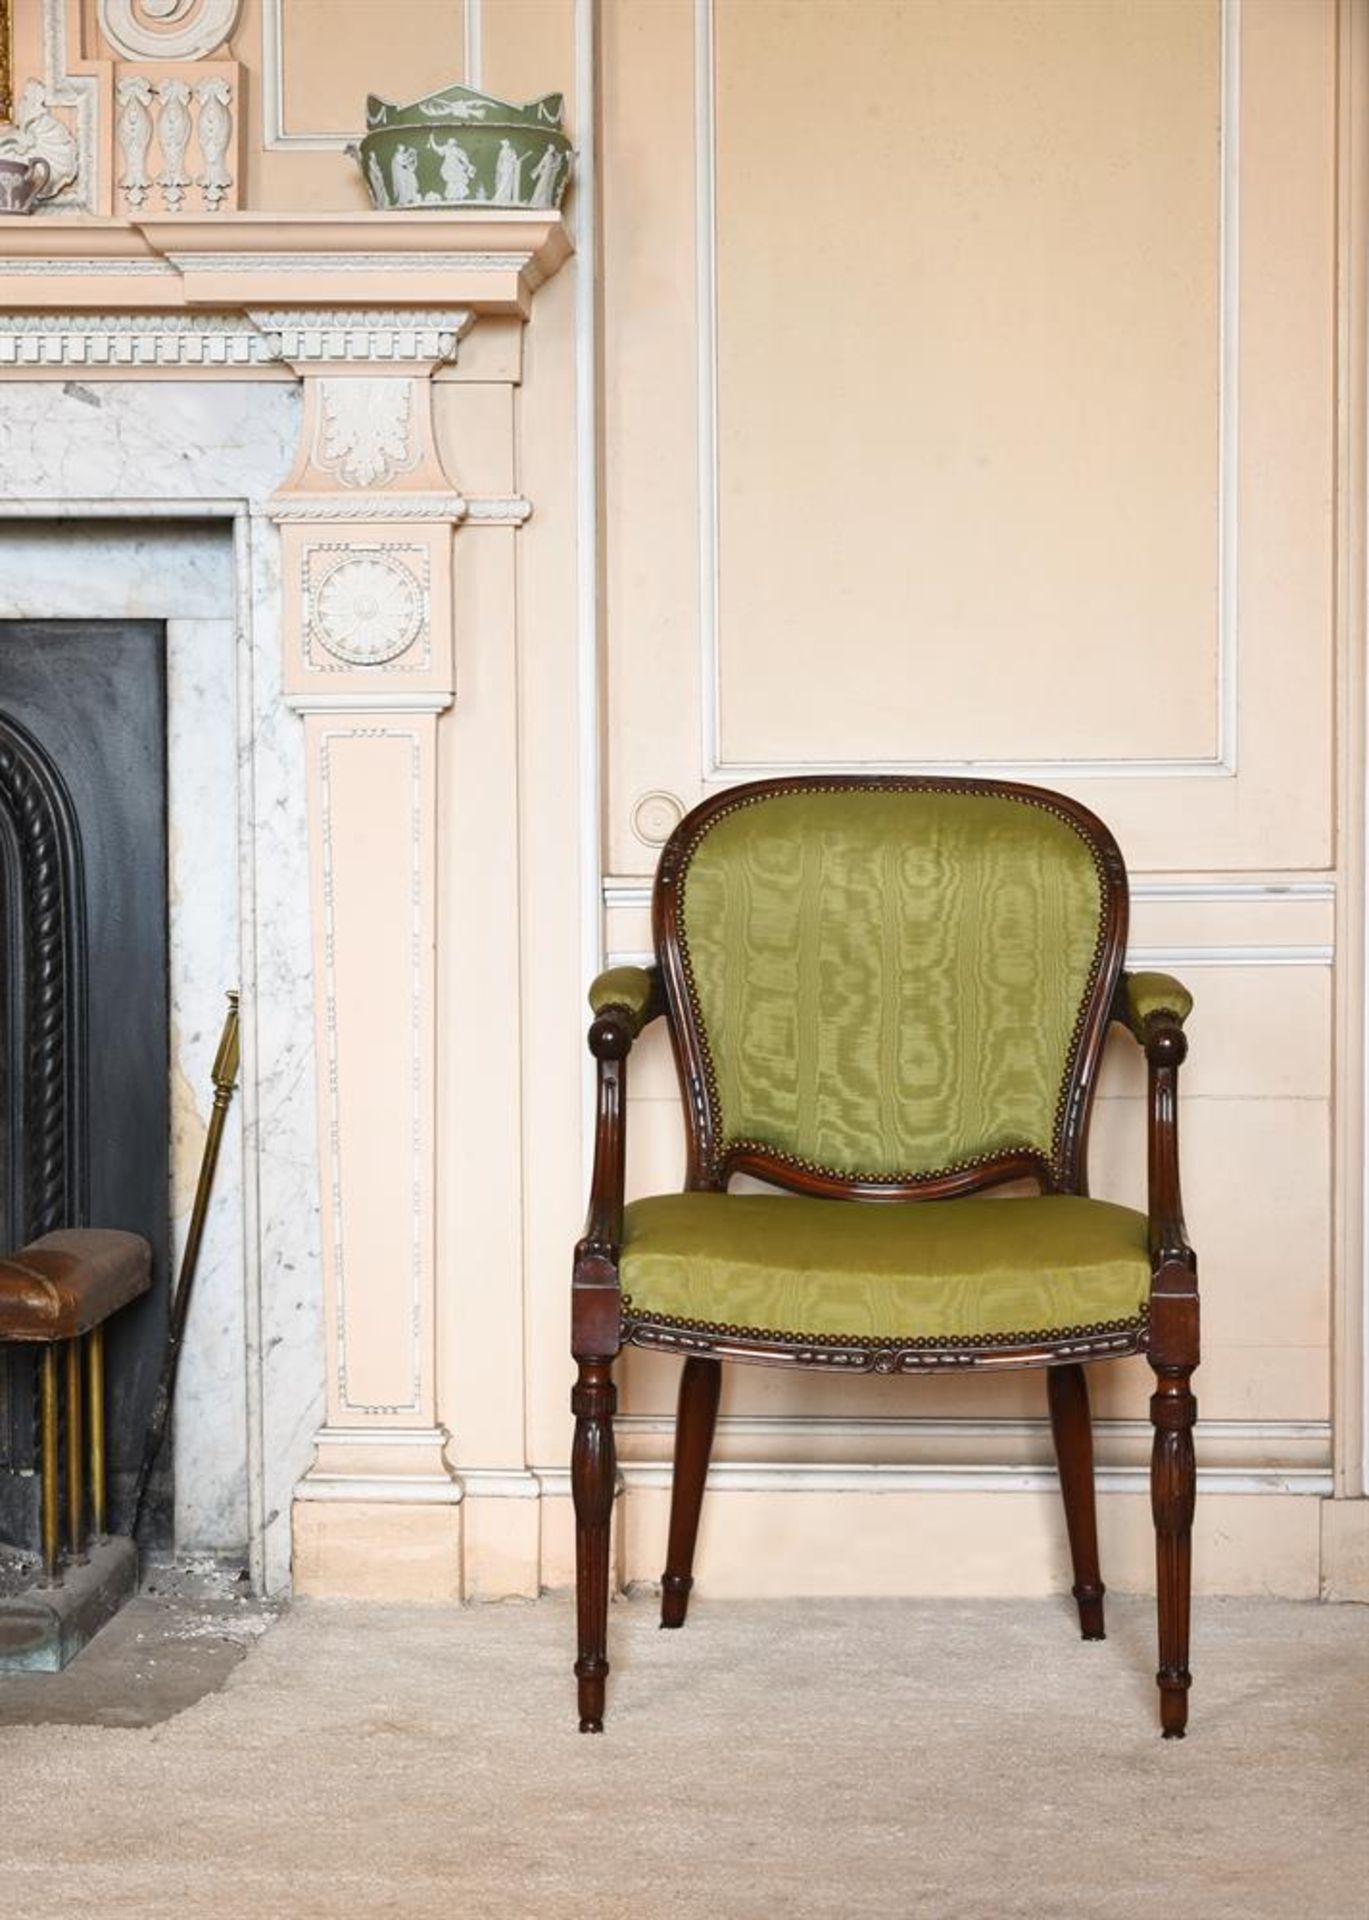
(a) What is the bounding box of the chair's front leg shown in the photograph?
[661,1354,722,1629]
[1149,1361,1196,1737]
[1047,1363,1105,1639]
[572,1356,618,1732]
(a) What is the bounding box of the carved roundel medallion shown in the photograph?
[310,550,424,666]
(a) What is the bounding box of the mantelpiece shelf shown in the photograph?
[0,210,572,317]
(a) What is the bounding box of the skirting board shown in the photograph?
[292,1472,1350,1602]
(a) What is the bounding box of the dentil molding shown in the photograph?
[0,309,473,371]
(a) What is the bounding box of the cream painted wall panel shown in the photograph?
[1093,967,1331,1102]
[601,0,1337,877]
[439,512,526,1468]
[602,0,707,876]
[498,0,595,1477]
[620,1484,1321,1599]
[482,0,576,102]
[618,1337,1326,1435]
[1090,1096,1330,1348]
[714,0,1220,767]
[277,0,468,135]
[520,265,595,1471]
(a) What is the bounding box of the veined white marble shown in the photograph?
[237,514,324,1593]
[0,379,300,502]
[0,521,232,617]
[166,615,247,1550]
[0,383,319,1593]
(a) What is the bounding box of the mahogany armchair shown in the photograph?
[571,777,1197,1736]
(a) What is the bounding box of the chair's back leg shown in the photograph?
[1046,1362,1106,1640]
[1150,1364,1196,1738]
[661,1355,722,1629]
[572,1356,618,1732]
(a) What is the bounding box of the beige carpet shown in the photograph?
[0,1592,1364,1919]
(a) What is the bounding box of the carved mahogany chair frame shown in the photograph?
[571,775,1198,1736]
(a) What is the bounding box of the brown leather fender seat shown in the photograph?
[0,1230,152,1341]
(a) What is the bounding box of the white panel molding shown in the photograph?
[615,1415,1330,1448]
[603,941,1333,971]
[294,1429,462,1504]
[460,1469,543,1499]
[603,876,1337,913]
[536,1463,1332,1498]
[38,0,102,217]
[1131,879,1335,903]
[694,0,1243,784]
[464,0,483,93]
[576,0,604,1182]
[262,0,484,150]
[1127,944,1332,968]
[602,877,1337,970]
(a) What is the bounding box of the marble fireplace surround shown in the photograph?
[0,214,572,1594]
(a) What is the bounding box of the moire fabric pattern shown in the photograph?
[678,789,1105,1178]
[1123,970,1194,1034]
[619,1193,1150,1343]
[588,964,657,1030]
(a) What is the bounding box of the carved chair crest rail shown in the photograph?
[570,776,1197,1737]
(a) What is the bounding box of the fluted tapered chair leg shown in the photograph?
[572,1356,617,1732]
[1150,1364,1196,1737]
[1047,1362,1105,1639]
[661,1355,721,1628]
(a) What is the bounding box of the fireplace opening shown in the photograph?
[0,619,171,1551]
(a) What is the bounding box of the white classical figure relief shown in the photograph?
[0,82,81,202]
[98,0,241,62]
[115,76,156,211]
[315,380,419,490]
[310,552,425,667]
[195,76,233,211]
[389,145,421,207]
[155,78,193,211]
[430,136,476,204]
[366,153,389,208]
[527,147,562,209]
[417,98,489,121]
[493,139,525,204]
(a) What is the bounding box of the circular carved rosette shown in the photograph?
[631,789,685,849]
[309,551,425,667]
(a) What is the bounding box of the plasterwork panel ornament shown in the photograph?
[0,79,80,203]
[31,0,100,212]
[304,543,431,671]
[314,379,420,490]
[632,790,686,847]
[98,0,240,62]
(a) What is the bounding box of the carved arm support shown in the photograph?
[1113,970,1198,1368]
[572,965,666,1357]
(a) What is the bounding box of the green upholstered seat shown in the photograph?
[620,1192,1150,1347]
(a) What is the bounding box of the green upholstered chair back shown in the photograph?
[656,780,1127,1196]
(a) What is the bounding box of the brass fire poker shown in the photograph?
[132,991,240,1536]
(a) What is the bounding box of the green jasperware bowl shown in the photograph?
[353,82,572,210]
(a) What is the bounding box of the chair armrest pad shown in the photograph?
[1120,970,1193,1039]
[588,965,662,1038]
